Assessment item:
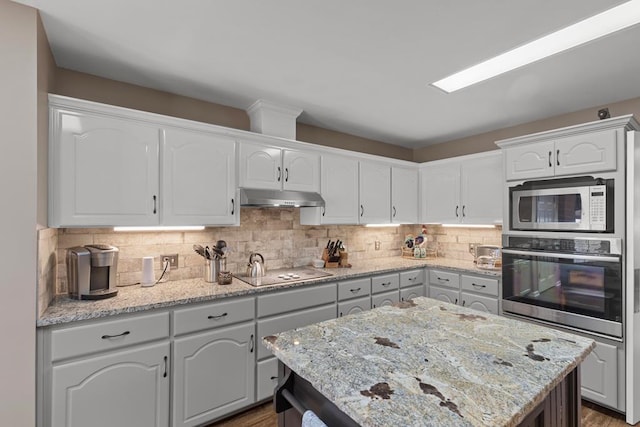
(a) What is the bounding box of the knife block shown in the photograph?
[321,248,340,268]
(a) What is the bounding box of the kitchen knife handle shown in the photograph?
[557,149,560,166]
[101,331,130,339]
[249,334,255,353]
[207,312,228,320]
[231,198,235,215]
[360,205,364,217]
[153,195,157,214]
[548,151,552,167]
[285,168,289,182]
[277,167,281,182]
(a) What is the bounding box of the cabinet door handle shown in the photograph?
[207,312,228,320]
[322,207,325,217]
[360,205,364,217]
[231,198,235,215]
[339,312,343,317]
[285,167,289,182]
[548,151,552,167]
[455,205,459,217]
[350,287,361,293]
[557,149,560,166]
[462,205,466,217]
[270,376,278,380]
[277,167,281,182]
[472,283,486,288]
[152,195,157,214]
[101,331,130,339]
[437,277,449,282]
[462,300,466,307]
[249,334,254,353]
[454,298,458,305]
[393,206,396,218]
[163,356,168,378]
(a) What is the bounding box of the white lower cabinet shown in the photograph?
[372,291,399,308]
[460,292,498,314]
[400,284,426,302]
[338,296,371,317]
[427,269,500,315]
[256,357,280,404]
[50,342,170,427]
[429,285,459,305]
[172,323,255,427]
[581,340,620,409]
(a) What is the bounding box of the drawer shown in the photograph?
[258,283,336,317]
[173,297,255,336]
[257,304,336,360]
[338,278,371,301]
[461,275,499,297]
[460,292,499,315]
[371,273,399,294]
[429,270,459,289]
[400,284,425,302]
[400,269,424,288]
[257,357,279,401]
[372,290,399,308]
[50,311,169,362]
[338,296,371,317]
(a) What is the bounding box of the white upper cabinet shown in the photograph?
[503,128,617,181]
[238,142,320,192]
[391,167,418,224]
[359,161,391,224]
[300,154,359,225]
[420,151,502,225]
[162,128,237,225]
[49,108,160,227]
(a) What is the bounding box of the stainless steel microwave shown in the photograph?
[510,177,614,232]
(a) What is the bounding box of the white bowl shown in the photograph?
[312,259,325,268]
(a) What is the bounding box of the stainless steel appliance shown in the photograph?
[234,267,333,287]
[66,244,119,300]
[502,235,623,338]
[510,176,613,232]
[239,188,325,207]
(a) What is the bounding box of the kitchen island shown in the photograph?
[263,297,595,427]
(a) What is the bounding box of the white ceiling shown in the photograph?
[14,0,640,148]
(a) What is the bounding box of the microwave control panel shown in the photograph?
[589,185,607,230]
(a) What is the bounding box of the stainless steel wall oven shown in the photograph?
[502,236,623,338]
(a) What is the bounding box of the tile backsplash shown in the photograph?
[41,208,502,308]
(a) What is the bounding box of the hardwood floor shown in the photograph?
[209,400,634,426]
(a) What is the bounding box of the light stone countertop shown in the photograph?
[38,257,499,327]
[263,297,595,427]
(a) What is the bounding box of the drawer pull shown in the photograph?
[472,283,486,289]
[437,277,449,282]
[382,282,391,287]
[207,312,228,320]
[350,287,361,293]
[408,277,416,281]
[101,331,130,339]
[270,376,278,380]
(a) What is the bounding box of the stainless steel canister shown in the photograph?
[204,258,220,283]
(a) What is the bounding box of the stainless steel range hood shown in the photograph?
[239,188,325,207]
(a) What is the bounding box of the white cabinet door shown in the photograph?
[372,291,399,308]
[51,342,169,427]
[338,297,371,317]
[300,155,359,225]
[429,285,459,305]
[391,167,418,224]
[420,162,460,224]
[172,323,255,427]
[504,141,555,181]
[460,152,502,224]
[460,292,498,315]
[359,161,391,224]
[238,142,282,190]
[256,357,279,402]
[162,128,236,225]
[581,341,619,409]
[400,284,425,302]
[282,149,320,192]
[50,110,160,226]
[554,129,617,177]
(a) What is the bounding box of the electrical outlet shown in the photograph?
[375,241,381,250]
[162,254,178,268]
[469,243,476,252]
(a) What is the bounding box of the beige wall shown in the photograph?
[53,68,411,161]
[0,1,38,425]
[413,96,640,162]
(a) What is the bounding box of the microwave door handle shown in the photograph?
[502,248,620,263]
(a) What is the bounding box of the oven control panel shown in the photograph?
[589,185,607,230]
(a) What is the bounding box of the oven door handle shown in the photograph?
[502,248,620,263]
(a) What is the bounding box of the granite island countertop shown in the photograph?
[38,257,499,327]
[263,297,594,427]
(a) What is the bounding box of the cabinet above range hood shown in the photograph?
[239,188,325,208]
